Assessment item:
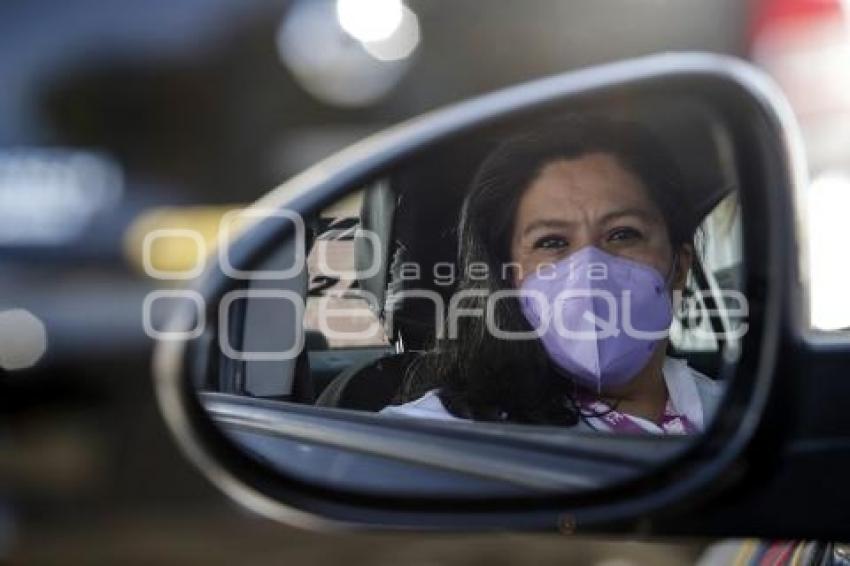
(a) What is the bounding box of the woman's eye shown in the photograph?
[533,235,568,250]
[608,227,642,242]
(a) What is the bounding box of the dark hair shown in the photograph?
[399,115,700,425]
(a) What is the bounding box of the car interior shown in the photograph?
[198,98,745,424]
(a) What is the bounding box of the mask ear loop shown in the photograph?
[665,251,680,290]
[664,250,686,322]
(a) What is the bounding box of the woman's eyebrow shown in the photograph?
[520,208,659,236]
[598,207,657,224]
[521,218,574,236]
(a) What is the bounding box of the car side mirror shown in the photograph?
[153,52,811,534]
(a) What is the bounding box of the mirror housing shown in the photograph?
[154,52,809,534]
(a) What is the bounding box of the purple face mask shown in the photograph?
[519,246,674,392]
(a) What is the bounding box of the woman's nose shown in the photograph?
[567,237,621,262]
[568,233,599,255]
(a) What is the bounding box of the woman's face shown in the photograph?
[510,152,690,288]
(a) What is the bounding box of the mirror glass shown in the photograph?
[181,95,747,497]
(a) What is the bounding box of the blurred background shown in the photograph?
[0,0,847,562]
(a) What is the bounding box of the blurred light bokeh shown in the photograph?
[750,0,850,331]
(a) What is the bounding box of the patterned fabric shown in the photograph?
[698,540,821,566]
[574,391,700,435]
[732,540,816,566]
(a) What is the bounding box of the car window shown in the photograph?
[304,190,390,348]
[671,193,743,353]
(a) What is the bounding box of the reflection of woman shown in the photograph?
[382,116,721,434]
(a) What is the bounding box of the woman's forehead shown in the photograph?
[515,153,660,225]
